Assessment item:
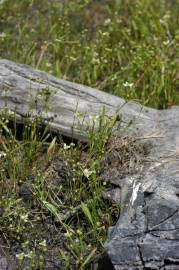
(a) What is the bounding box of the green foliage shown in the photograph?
[86,107,117,158]
[0,107,118,269]
[0,0,179,108]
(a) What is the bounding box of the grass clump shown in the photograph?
[0,108,120,269]
[0,0,179,108]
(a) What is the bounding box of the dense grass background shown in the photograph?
[0,0,179,108]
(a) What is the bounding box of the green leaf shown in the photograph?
[81,202,94,226]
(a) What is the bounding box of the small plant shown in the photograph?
[86,106,117,159]
[37,86,56,113]
[0,106,119,269]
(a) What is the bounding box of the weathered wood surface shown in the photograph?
[1,59,179,269]
[0,59,157,140]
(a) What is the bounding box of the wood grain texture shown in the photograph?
[0,59,157,140]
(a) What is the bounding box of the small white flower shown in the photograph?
[7,110,15,116]
[75,238,80,243]
[20,214,28,223]
[0,32,7,39]
[123,81,134,88]
[105,48,112,52]
[93,52,99,57]
[83,168,95,178]
[45,62,52,67]
[111,74,117,81]
[101,32,109,37]
[69,56,77,61]
[160,14,170,25]
[89,115,99,122]
[0,151,6,158]
[70,142,75,147]
[76,229,82,235]
[91,58,100,65]
[64,231,72,237]
[104,18,111,26]
[163,14,170,20]
[163,40,170,45]
[39,240,47,247]
[63,143,70,150]
[16,252,25,261]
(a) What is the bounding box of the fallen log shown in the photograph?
[0,59,157,140]
[1,59,179,269]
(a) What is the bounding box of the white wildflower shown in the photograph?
[0,32,7,39]
[160,14,170,24]
[123,81,134,88]
[104,18,111,26]
[0,151,6,158]
[89,115,99,123]
[64,231,73,237]
[63,143,70,150]
[39,240,47,247]
[163,40,170,46]
[45,62,52,68]
[20,214,28,223]
[70,142,75,147]
[83,168,95,178]
[16,252,25,261]
[69,56,77,61]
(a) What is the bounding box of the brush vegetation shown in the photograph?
[0,0,179,269]
[1,0,179,108]
[0,108,120,269]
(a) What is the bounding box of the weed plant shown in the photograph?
[0,0,179,108]
[0,108,119,269]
